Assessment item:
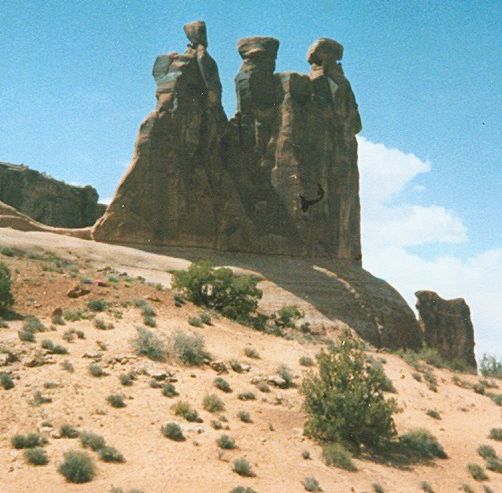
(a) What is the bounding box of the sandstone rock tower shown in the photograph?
[93,22,362,262]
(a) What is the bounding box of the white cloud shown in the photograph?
[358,136,501,359]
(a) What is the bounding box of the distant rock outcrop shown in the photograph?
[0,162,104,228]
[93,22,362,262]
[415,290,477,369]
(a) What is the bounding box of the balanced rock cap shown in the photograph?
[237,36,280,59]
[307,37,344,65]
[184,20,208,47]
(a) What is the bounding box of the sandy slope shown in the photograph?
[0,231,500,493]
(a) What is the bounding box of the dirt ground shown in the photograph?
[0,229,500,492]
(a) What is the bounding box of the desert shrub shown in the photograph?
[487,392,502,406]
[420,481,434,492]
[399,429,447,459]
[485,456,502,472]
[322,442,357,471]
[372,483,385,493]
[58,450,96,483]
[203,394,225,413]
[62,330,75,342]
[31,390,52,406]
[302,476,321,492]
[24,447,49,465]
[214,377,232,393]
[18,329,35,342]
[141,304,156,317]
[41,339,68,354]
[171,401,201,422]
[0,263,14,313]
[229,359,244,373]
[51,311,65,325]
[1,372,14,390]
[217,434,236,449]
[412,372,422,382]
[483,486,494,493]
[120,372,135,386]
[461,485,475,493]
[301,333,397,449]
[233,457,254,477]
[244,347,259,359]
[99,446,125,463]
[478,444,497,460]
[200,312,212,325]
[161,422,185,441]
[143,315,156,327]
[237,411,251,423]
[170,331,208,366]
[211,420,223,430]
[60,425,79,438]
[480,354,502,378]
[467,463,488,481]
[162,383,178,398]
[132,327,166,361]
[299,356,314,367]
[302,450,311,460]
[230,488,257,493]
[172,261,263,326]
[423,370,438,392]
[488,427,502,441]
[275,305,303,328]
[80,431,106,451]
[88,363,106,377]
[107,394,126,408]
[238,391,256,401]
[473,382,486,394]
[188,316,203,327]
[426,409,441,420]
[94,318,108,330]
[276,364,294,388]
[0,247,16,257]
[11,433,46,449]
[256,381,270,393]
[87,299,108,312]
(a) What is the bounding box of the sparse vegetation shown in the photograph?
[238,391,256,401]
[301,333,397,450]
[162,383,178,398]
[256,381,270,393]
[233,457,254,477]
[199,312,212,325]
[275,305,303,328]
[398,429,447,459]
[132,327,166,361]
[107,394,126,408]
[80,431,106,451]
[170,331,209,366]
[60,425,79,438]
[467,463,488,481]
[171,400,201,422]
[372,483,385,493]
[299,355,314,367]
[217,434,236,449]
[61,360,74,372]
[480,354,502,378]
[302,450,311,460]
[24,447,49,465]
[120,371,135,386]
[0,262,14,313]
[420,481,434,492]
[203,393,225,413]
[230,487,257,493]
[99,446,125,463]
[41,339,68,354]
[161,422,185,441]
[87,299,108,312]
[58,450,96,483]
[488,428,502,441]
[302,476,321,492]
[244,347,259,359]
[478,444,497,460]
[237,411,251,423]
[214,377,232,393]
[11,433,47,449]
[188,315,203,327]
[276,364,294,388]
[88,362,106,377]
[426,409,441,420]
[322,442,357,471]
[1,372,14,390]
[31,390,52,406]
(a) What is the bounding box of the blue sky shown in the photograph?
[1,1,500,357]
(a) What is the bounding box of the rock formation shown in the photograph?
[0,162,104,228]
[93,22,362,262]
[416,290,477,369]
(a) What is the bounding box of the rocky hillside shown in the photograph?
[0,162,105,228]
[0,230,500,493]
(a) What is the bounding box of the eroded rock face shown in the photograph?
[0,162,103,228]
[416,290,477,369]
[93,22,362,262]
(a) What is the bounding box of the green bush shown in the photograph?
[99,446,125,463]
[244,347,259,359]
[172,261,263,326]
[214,377,232,393]
[60,425,79,438]
[322,442,357,471]
[188,316,203,327]
[11,433,46,449]
[486,456,502,472]
[200,312,212,325]
[107,394,126,408]
[170,331,209,366]
[171,401,201,422]
[399,428,447,459]
[162,383,178,398]
[88,363,106,377]
[132,327,166,361]
[230,488,257,493]
[480,354,502,378]
[301,333,397,449]
[426,409,441,420]
[478,444,497,460]
[237,411,251,423]
[24,447,49,465]
[216,434,236,449]
[203,394,225,413]
[275,305,303,328]
[299,356,314,367]
[120,372,135,386]
[80,431,106,451]
[161,422,185,441]
[58,450,96,483]
[233,457,254,477]
[302,476,321,492]
[488,428,502,441]
[87,299,108,312]
[1,372,14,390]
[467,463,488,481]
[237,391,255,401]
[0,263,14,313]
